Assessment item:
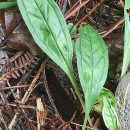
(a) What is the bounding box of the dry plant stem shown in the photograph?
[42,68,59,116]
[21,58,48,104]
[0,102,36,109]
[37,111,40,130]
[37,98,46,130]
[102,17,124,37]
[0,110,8,130]
[8,112,19,130]
[0,91,8,103]
[71,122,99,130]
[74,0,104,27]
[9,50,24,62]
[57,112,76,130]
[0,84,29,91]
[0,87,11,112]
[8,59,47,130]
[7,81,17,101]
[64,0,90,20]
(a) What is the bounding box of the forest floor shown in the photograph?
[0,0,124,130]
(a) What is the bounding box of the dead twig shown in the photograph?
[74,0,104,27]
[70,122,99,130]
[21,58,48,104]
[57,112,76,130]
[102,17,124,37]
[8,112,20,130]
[0,84,29,91]
[0,110,8,130]
[37,98,47,130]
[9,50,24,63]
[65,0,90,20]
[42,68,59,117]
[0,102,36,109]
[8,58,48,130]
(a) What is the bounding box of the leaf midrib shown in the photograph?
[21,0,72,75]
[34,0,72,74]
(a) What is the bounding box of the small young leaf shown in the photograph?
[93,88,116,113]
[17,0,73,77]
[121,0,130,77]
[67,23,76,38]
[75,25,108,128]
[102,97,119,130]
[98,88,116,107]
[0,2,16,9]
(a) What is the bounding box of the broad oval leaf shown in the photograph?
[75,25,108,120]
[121,0,130,77]
[17,0,73,77]
[102,97,119,130]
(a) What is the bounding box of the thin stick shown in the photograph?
[74,0,104,27]
[8,112,19,130]
[8,59,47,129]
[42,68,59,116]
[71,122,98,130]
[102,17,124,37]
[0,84,29,91]
[0,102,36,109]
[0,110,8,130]
[9,50,24,63]
[64,0,90,20]
[21,58,48,104]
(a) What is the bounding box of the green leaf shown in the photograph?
[17,0,85,110]
[108,68,115,79]
[17,0,73,77]
[67,23,76,38]
[98,88,116,107]
[93,88,116,113]
[75,25,108,129]
[0,2,16,9]
[102,97,119,130]
[121,0,130,77]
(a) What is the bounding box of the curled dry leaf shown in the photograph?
[0,8,43,56]
[7,22,43,55]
